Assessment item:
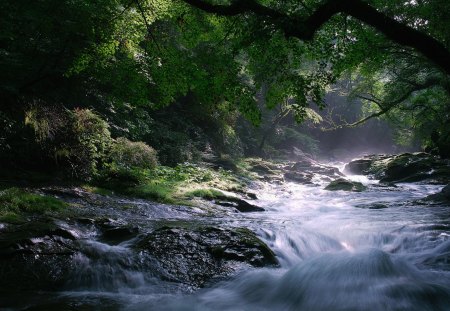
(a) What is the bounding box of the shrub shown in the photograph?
[68,108,112,179]
[95,165,148,189]
[110,137,158,169]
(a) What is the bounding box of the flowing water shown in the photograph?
[5,171,450,311]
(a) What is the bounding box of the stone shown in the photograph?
[134,226,278,287]
[424,184,450,203]
[284,171,314,184]
[344,159,373,175]
[215,197,265,212]
[0,220,79,291]
[325,178,367,192]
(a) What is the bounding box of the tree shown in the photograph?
[181,0,450,75]
[180,0,450,156]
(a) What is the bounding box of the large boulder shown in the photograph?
[325,178,367,192]
[0,220,79,291]
[345,153,450,184]
[377,153,450,183]
[134,226,278,287]
[344,159,373,175]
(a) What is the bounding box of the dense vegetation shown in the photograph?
[1,0,449,183]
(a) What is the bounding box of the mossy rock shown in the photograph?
[134,226,278,287]
[325,178,367,192]
[187,188,264,212]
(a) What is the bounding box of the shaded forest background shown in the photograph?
[1,0,449,182]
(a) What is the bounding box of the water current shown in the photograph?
[7,170,450,311]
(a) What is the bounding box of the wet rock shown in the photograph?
[325,178,367,192]
[346,153,450,184]
[424,184,450,203]
[284,159,344,184]
[246,192,258,200]
[284,171,314,184]
[442,184,450,198]
[100,226,139,244]
[135,226,278,287]
[355,203,388,209]
[344,159,373,175]
[214,197,265,212]
[194,190,265,212]
[0,220,79,291]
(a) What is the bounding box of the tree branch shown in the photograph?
[182,0,450,75]
[321,76,442,130]
[345,76,442,127]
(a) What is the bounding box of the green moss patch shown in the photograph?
[185,188,228,200]
[0,188,67,222]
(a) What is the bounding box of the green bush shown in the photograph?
[67,108,112,179]
[96,165,148,188]
[110,137,158,169]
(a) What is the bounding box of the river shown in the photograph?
[2,170,450,310]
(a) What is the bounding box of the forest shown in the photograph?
[1,0,450,310]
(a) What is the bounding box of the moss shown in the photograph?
[0,188,67,219]
[94,161,253,205]
[0,212,25,224]
[185,188,228,200]
[125,183,176,203]
[83,186,115,196]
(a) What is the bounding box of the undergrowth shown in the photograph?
[0,187,67,222]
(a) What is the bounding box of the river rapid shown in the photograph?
[145,178,450,311]
[3,168,450,311]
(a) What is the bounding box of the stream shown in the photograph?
[2,168,450,310]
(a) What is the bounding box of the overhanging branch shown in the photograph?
[182,0,450,75]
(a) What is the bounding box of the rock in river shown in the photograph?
[135,226,278,287]
[345,153,450,184]
[325,178,367,192]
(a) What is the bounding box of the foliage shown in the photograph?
[68,109,112,179]
[110,137,158,169]
[0,188,67,221]
[1,0,450,182]
[19,106,112,180]
[273,127,320,156]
